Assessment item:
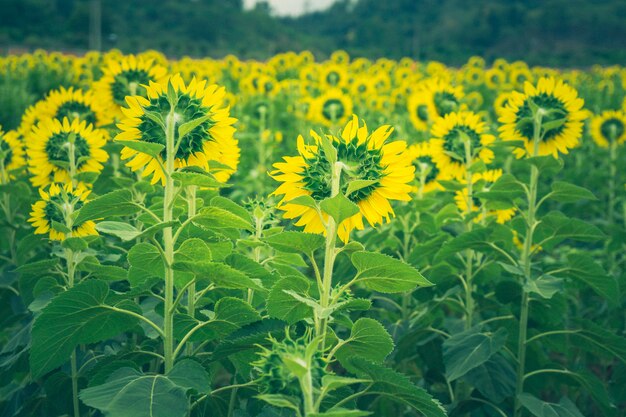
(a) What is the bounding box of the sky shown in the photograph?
[243,0,337,16]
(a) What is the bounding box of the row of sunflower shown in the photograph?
[0,49,625,417]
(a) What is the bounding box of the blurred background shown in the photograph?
[1,0,625,66]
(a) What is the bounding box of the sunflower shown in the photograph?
[454,169,516,224]
[92,55,168,119]
[27,117,108,187]
[0,128,27,182]
[407,78,464,131]
[271,115,414,242]
[41,86,113,129]
[430,111,496,180]
[319,63,348,89]
[498,77,586,158]
[494,91,515,118]
[28,182,97,241]
[116,74,238,185]
[406,141,450,194]
[590,110,626,148]
[485,68,506,90]
[309,89,353,127]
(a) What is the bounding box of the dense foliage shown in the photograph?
[0,49,625,417]
[1,0,626,65]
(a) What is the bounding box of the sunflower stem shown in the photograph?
[463,136,474,331]
[185,185,197,356]
[319,161,342,348]
[607,138,617,273]
[163,106,177,373]
[514,110,542,417]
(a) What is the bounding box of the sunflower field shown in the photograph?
[0,49,625,417]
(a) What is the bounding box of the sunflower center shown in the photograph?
[442,125,482,160]
[138,93,214,160]
[302,139,384,202]
[45,133,91,169]
[433,92,459,116]
[414,156,439,183]
[56,101,97,125]
[44,194,84,225]
[326,71,340,86]
[322,99,345,122]
[601,118,624,141]
[112,69,152,105]
[416,104,429,121]
[516,93,568,141]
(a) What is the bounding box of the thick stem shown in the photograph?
[514,112,542,417]
[463,136,474,330]
[607,140,617,273]
[185,186,197,356]
[301,369,316,416]
[163,108,177,372]
[318,162,341,346]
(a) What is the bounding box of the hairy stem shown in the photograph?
[185,186,197,356]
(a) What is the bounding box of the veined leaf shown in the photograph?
[320,193,359,225]
[443,327,507,381]
[116,140,164,159]
[336,318,394,365]
[352,251,432,293]
[263,231,325,254]
[74,189,141,224]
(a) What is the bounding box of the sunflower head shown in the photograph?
[116,74,239,185]
[27,117,109,187]
[498,77,586,158]
[309,89,353,127]
[271,115,414,242]
[41,86,112,130]
[430,111,496,180]
[407,140,450,194]
[28,182,97,241]
[93,55,168,119]
[590,110,626,148]
[0,128,27,182]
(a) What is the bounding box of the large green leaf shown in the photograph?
[336,318,394,364]
[193,206,253,231]
[558,254,619,305]
[263,231,325,254]
[174,260,264,291]
[474,173,525,202]
[30,280,140,378]
[352,251,432,293]
[348,358,447,417]
[167,359,210,393]
[535,212,604,249]
[266,276,313,324]
[79,367,188,417]
[519,394,584,417]
[549,181,597,203]
[464,353,515,403]
[74,189,141,224]
[442,327,507,381]
[320,193,359,225]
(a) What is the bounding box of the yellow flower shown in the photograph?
[271,115,414,242]
[116,74,239,185]
[93,55,168,120]
[406,141,451,194]
[430,111,496,180]
[454,169,516,224]
[27,117,108,187]
[28,182,97,241]
[319,63,348,89]
[309,89,353,127]
[40,86,113,130]
[407,78,464,131]
[590,110,626,148]
[498,77,586,158]
[0,128,27,182]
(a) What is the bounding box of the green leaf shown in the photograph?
[523,155,563,175]
[51,220,71,233]
[519,394,585,417]
[128,243,164,280]
[174,261,264,291]
[79,368,188,417]
[311,410,372,417]
[464,353,515,403]
[74,170,100,184]
[96,222,141,241]
[524,274,563,299]
[321,375,371,394]
[116,140,165,159]
[74,190,141,224]
[175,238,212,263]
[80,263,128,282]
[287,195,319,209]
[474,174,525,202]
[345,179,378,197]
[30,280,140,378]
[352,251,432,293]
[167,359,210,393]
[266,276,313,324]
[336,318,394,364]
[177,114,213,141]
[348,358,447,417]
[320,193,359,225]
[442,327,507,381]
[558,254,619,305]
[535,212,604,249]
[171,171,224,188]
[549,181,597,202]
[61,237,88,252]
[256,394,301,413]
[193,206,253,232]
[438,180,465,191]
[263,231,325,254]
